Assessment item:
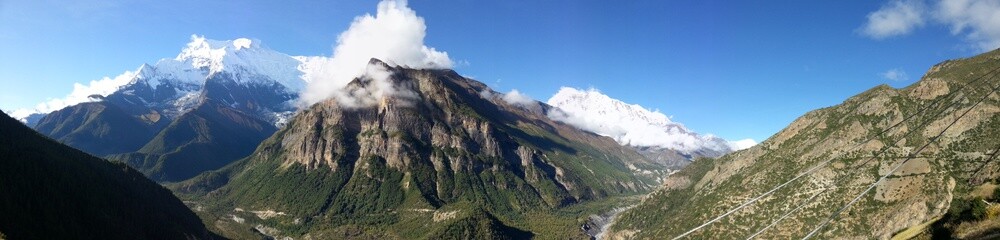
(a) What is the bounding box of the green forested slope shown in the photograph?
[0,111,213,239]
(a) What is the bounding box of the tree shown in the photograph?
[971,197,988,220]
[993,187,1000,201]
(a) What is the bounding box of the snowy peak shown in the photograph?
[109,35,308,124]
[547,87,674,128]
[115,35,306,92]
[170,35,306,92]
[176,36,263,63]
[546,87,754,156]
[12,35,313,127]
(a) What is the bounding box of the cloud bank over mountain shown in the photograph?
[10,68,140,121]
[546,87,756,154]
[300,0,453,106]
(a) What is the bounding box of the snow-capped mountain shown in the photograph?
[546,87,755,163]
[112,36,313,125]
[24,36,319,182]
[16,35,317,126]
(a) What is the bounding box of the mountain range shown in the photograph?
[167,58,666,239]
[20,37,741,183]
[8,37,728,238]
[7,34,992,239]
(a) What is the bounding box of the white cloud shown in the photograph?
[502,89,535,106]
[861,0,927,39]
[728,139,758,151]
[300,0,453,106]
[479,88,540,112]
[11,69,138,121]
[8,109,37,121]
[328,61,419,108]
[881,68,909,81]
[861,0,1000,51]
[934,0,1000,51]
[478,89,496,100]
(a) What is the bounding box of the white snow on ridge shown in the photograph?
[546,87,754,155]
[132,61,205,90]
[176,35,307,91]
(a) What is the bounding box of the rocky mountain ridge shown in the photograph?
[608,48,1000,239]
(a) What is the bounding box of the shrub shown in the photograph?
[947,199,971,221]
[947,197,989,221]
[987,205,1000,219]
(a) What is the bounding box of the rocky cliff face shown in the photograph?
[178,59,663,239]
[609,49,1000,239]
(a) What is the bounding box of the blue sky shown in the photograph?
[1,0,997,142]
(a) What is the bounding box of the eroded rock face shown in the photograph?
[283,74,495,168]
[609,49,1000,239]
[909,78,950,100]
